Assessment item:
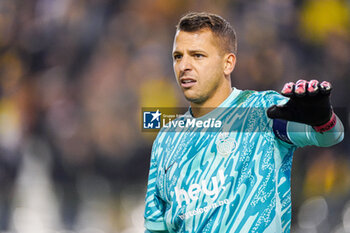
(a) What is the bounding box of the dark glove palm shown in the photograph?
[267,80,333,126]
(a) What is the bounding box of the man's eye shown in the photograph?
[173,54,182,60]
[194,54,204,58]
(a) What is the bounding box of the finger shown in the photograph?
[320,81,332,95]
[281,82,294,97]
[294,79,307,97]
[307,79,319,96]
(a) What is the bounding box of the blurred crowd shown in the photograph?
[0,0,349,232]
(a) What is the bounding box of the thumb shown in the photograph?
[267,105,289,120]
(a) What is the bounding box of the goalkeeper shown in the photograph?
[144,12,344,233]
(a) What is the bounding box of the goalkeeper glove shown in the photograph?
[267,79,336,132]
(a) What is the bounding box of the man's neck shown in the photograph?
[190,85,232,118]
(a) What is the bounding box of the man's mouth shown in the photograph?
[180,77,197,88]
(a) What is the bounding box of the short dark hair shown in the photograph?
[176,12,237,54]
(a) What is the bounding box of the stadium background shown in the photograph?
[0,0,349,232]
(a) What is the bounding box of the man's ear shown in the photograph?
[224,53,236,76]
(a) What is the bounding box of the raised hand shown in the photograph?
[267,80,334,130]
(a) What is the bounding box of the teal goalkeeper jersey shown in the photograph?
[144,88,342,233]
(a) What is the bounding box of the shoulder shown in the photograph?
[237,89,288,107]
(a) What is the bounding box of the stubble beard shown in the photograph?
[183,81,220,105]
[185,94,208,105]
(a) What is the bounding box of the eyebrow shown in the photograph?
[188,49,207,54]
[172,49,207,55]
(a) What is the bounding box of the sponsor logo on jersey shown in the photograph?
[175,170,226,207]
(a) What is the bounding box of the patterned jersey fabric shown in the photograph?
[144,88,299,233]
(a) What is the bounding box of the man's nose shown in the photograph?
[179,55,192,71]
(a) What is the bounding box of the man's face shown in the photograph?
[172,29,227,105]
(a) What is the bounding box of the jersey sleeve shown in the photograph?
[286,115,344,147]
[144,142,168,231]
[262,90,344,148]
[261,91,295,146]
